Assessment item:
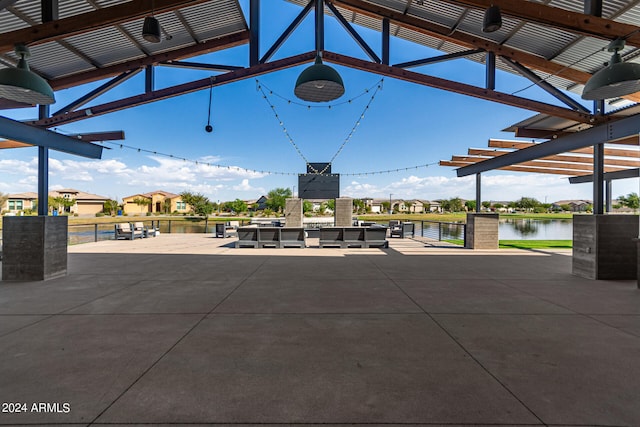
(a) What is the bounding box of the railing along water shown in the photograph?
[420,220,466,246]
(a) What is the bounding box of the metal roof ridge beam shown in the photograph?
[0,115,102,159]
[31,51,317,128]
[329,0,593,84]
[500,57,591,114]
[0,0,213,53]
[322,51,598,124]
[158,61,243,72]
[456,114,640,177]
[443,0,640,48]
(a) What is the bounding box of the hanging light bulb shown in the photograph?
[0,44,55,105]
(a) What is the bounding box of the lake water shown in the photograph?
[499,218,573,240]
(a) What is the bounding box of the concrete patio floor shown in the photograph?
[0,234,639,426]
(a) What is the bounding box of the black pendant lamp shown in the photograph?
[582,39,640,100]
[294,53,345,103]
[142,16,161,43]
[0,44,55,105]
[482,5,502,33]
[142,0,161,43]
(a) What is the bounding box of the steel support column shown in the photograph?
[37,105,49,216]
[486,51,495,90]
[382,18,390,65]
[475,173,481,213]
[605,179,612,212]
[41,0,58,22]
[250,0,260,66]
[593,142,605,215]
[585,0,603,17]
[316,0,324,52]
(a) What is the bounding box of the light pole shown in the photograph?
[389,193,393,214]
[292,185,296,198]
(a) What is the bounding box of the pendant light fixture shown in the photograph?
[0,44,55,105]
[582,38,640,100]
[142,0,161,43]
[482,4,502,33]
[294,53,345,103]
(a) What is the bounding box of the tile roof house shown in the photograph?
[122,190,189,215]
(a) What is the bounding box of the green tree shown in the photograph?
[265,187,292,213]
[516,197,540,211]
[493,203,504,209]
[180,191,214,217]
[381,201,390,213]
[163,198,172,214]
[302,200,313,213]
[49,196,75,213]
[465,200,476,211]
[448,197,463,212]
[353,198,365,214]
[103,199,119,215]
[481,201,491,209]
[227,198,247,214]
[618,192,639,211]
[325,199,335,212]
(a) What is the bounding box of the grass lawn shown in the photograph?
[499,240,573,249]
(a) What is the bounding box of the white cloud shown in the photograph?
[232,178,265,194]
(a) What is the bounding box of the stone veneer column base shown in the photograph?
[2,216,68,281]
[465,213,499,250]
[572,215,638,280]
[334,198,353,227]
[284,198,303,228]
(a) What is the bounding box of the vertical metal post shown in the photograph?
[486,52,496,90]
[584,0,603,17]
[204,217,208,233]
[168,220,172,233]
[382,18,390,65]
[94,224,98,242]
[475,173,481,213]
[605,179,612,213]
[145,65,154,93]
[250,0,260,66]
[593,143,604,215]
[315,0,324,53]
[37,105,50,216]
[41,0,58,22]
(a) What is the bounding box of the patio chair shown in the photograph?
[115,223,143,240]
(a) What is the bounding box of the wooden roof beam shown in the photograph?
[323,51,599,124]
[330,0,593,84]
[443,0,640,48]
[467,148,640,167]
[451,155,633,172]
[0,0,213,53]
[439,160,585,176]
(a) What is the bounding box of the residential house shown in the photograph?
[49,188,109,215]
[122,190,189,215]
[3,192,38,214]
[552,199,592,212]
[3,189,108,215]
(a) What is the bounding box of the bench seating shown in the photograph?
[390,222,415,238]
[235,227,305,248]
[115,223,143,240]
[320,227,388,248]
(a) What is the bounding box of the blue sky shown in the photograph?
[1,0,638,203]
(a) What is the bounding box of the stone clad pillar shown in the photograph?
[335,197,353,227]
[573,215,638,280]
[2,216,68,281]
[465,213,498,249]
[284,198,303,227]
